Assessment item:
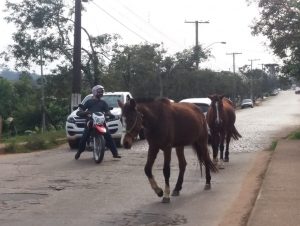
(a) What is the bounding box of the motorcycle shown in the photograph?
[86,112,109,164]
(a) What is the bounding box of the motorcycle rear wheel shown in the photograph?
[93,134,105,163]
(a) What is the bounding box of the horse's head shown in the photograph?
[208,94,225,127]
[118,98,143,149]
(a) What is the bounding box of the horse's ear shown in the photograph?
[129,98,136,109]
[220,95,225,99]
[117,99,124,108]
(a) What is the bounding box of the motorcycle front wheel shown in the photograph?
[93,134,105,164]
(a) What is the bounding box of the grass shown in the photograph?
[1,130,66,154]
[269,141,278,151]
[288,129,300,140]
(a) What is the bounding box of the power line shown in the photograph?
[96,0,159,43]
[91,1,150,43]
[113,0,184,48]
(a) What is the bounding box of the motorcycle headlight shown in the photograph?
[67,117,76,123]
[95,117,105,124]
[114,114,121,120]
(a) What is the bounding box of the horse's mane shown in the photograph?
[223,97,235,108]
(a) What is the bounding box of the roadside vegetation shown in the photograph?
[1,130,66,154]
[288,129,300,140]
[268,128,300,152]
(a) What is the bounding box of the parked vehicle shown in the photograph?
[179,98,211,116]
[66,92,132,149]
[295,87,300,94]
[270,89,279,96]
[241,99,254,109]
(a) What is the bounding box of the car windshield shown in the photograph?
[81,94,122,108]
[242,99,252,103]
[102,95,122,108]
[194,103,210,113]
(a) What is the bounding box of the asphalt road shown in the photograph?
[0,90,299,226]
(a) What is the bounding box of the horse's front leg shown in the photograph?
[211,131,220,166]
[144,147,163,197]
[172,146,186,197]
[161,147,172,203]
[219,132,225,160]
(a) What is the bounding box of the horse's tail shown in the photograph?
[205,157,218,173]
[231,125,242,140]
[193,143,218,173]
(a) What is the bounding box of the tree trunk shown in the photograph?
[0,115,2,141]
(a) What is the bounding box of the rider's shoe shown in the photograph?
[75,151,82,160]
[113,154,121,158]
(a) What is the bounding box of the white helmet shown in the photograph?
[92,85,104,97]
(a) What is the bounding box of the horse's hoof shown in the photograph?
[213,158,218,167]
[156,188,164,197]
[171,190,180,196]
[204,184,211,190]
[162,197,170,203]
[219,162,225,169]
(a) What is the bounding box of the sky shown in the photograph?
[0,0,282,72]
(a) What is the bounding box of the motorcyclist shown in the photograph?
[75,85,121,160]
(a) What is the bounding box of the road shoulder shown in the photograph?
[247,139,300,226]
[219,149,273,226]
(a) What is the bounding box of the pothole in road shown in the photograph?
[102,210,187,226]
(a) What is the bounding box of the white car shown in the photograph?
[179,98,211,116]
[65,92,132,149]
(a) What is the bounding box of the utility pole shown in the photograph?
[71,0,88,111]
[185,20,209,69]
[259,63,265,71]
[40,47,46,133]
[226,52,242,102]
[248,58,260,101]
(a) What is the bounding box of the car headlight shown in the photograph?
[67,117,76,123]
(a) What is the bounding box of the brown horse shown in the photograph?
[118,98,217,203]
[206,94,241,164]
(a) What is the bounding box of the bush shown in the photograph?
[288,130,300,140]
[2,129,66,153]
[25,136,49,150]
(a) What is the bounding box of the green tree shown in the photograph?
[249,0,300,80]
[108,43,164,97]
[2,0,120,87]
[13,73,41,132]
[0,77,14,119]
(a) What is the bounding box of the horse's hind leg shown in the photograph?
[162,148,172,203]
[172,146,186,197]
[224,134,231,162]
[144,147,163,198]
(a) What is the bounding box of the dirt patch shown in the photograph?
[219,149,272,226]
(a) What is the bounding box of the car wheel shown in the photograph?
[139,128,145,140]
[114,138,122,147]
[68,139,79,150]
